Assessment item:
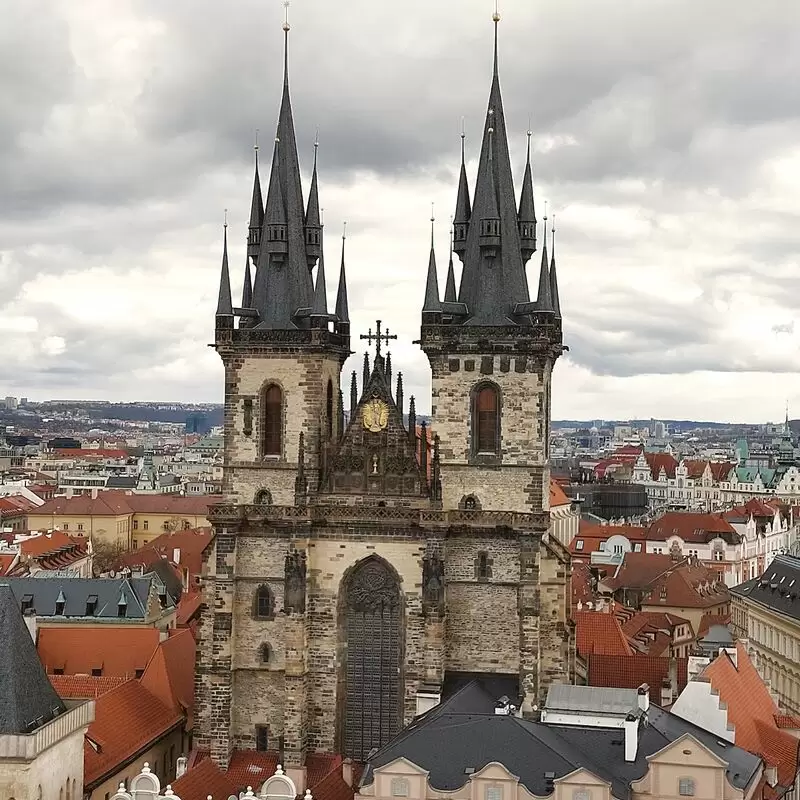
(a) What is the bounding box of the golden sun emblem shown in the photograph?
[362,398,389,433]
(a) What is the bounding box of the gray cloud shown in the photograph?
[2,0,800,418]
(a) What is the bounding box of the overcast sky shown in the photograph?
[1,0,799,422]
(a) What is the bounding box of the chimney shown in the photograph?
[661,677,672,707]
[637,684,650,713]
[176,755,188,780]
[341,758,353,787]
[623,713,639,762]
[91,486,98,500]
[173,547,181,565]
[23,608,37,643]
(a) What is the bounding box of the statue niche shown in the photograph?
[284,550,307,614]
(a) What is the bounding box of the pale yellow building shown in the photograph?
[731,554,800,716]
[25,491,218,550]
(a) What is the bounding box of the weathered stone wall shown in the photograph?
[429,354,552,513]
[232,670,286,748]
[304,536,427,753]
[221,350,342,504]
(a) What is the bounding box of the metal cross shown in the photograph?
[360,320,397,359]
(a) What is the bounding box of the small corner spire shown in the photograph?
[216,214,233,317]
[444,216,457,302]
[422,206,442,315]
[241,251,253,309]
[335,222,350,328]
[248,130,265,261]
[518,126,537,262]
[453,119,472,259]
[535,202,553,312]
[305,133,321,268]
[311,227,328,318]
[550,211,561,318]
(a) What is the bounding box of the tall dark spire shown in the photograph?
[444,221,457,303]
[450,10,530,324]
[550,213,561,318]
[350,370,358,417]
[396,372,404,417]
[335,223,350,333]
[363,352,370,387]
[247,136,264,262]
[305,136,321,268]
[422,210,442,317]
[535,209,553,312]
[453,122,472,259]
[518,129,537,262]
[216,217,233,317]
[241,252,253,308]
[310,226,328,321]
[251,9,314,329]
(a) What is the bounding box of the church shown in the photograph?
[195,7,574,778]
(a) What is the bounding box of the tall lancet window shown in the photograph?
[473,383,500,455]
[326,379,334,439]
[262,384,283,457]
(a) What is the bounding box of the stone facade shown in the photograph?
[196,10,574,776]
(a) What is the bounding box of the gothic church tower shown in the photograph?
[196,10,573,785]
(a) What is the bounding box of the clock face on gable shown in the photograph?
[362,398,389,433]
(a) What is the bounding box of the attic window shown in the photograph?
[391,779,409,797]
[21,594,34,613]
[55,600,65,616]
[575,540,584,551]
[86,595,98,616]
[485,787,503,800]
[91,668,102,677]
[678,777,695,796]
[117,599,127,618]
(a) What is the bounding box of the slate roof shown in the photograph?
[2,576,166,619]
[361,679,761,800]
[731,555,800,622]
[0,584,67,734]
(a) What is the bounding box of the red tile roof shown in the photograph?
[140,628,196,729]
[703,643,799,789]
[84,679,183,787]
[171,756,239,800]
[571,562,595,611]
[53,448,129,459]
[225,751,278,792]
[648,512,739,544]
[574,611,633,657]
[176,591,203,627]
[116,527,212,585]
[19,530,84,557]
[38,627,161,677]
[49,674,126,699]
[774,715,800,730]
[0,553,18,576]
[643,452,678,479]
[587,653,689,695]
[0,495,39,516]
[33,492,221,518]
[312,763,356,800]
[549,480,571,508]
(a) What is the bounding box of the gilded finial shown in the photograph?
[342,221,347,240]
[552,211,556,235]
[321,207,325,226]
[430,203,435,246]
[254,128,259,152]
[314,127,319,149]
[493,0,501,23]
[543,199,548,224]
[283,0,290,32]
[224,208,228,228]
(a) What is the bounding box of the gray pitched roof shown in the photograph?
[0,585,67,734]
[455,30,531,325]
[2,576,167,620]
[550,224,561,318]
[731,554,800,622]
[422,225,442,313]
[362,680,761,800]
[252,29,314,329]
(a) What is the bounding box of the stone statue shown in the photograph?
[422,553,444,608]
[284,550,307,613]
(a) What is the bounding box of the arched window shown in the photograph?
[678,778,695,796]
[473,384,499,455]
[326,379,334,439]
[254,585,274,619]
[254,488,273,505]
[262,384,283,456]
[260,642,271,664]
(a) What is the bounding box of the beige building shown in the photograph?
[25,491,216,549]
[731,554,800,716]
